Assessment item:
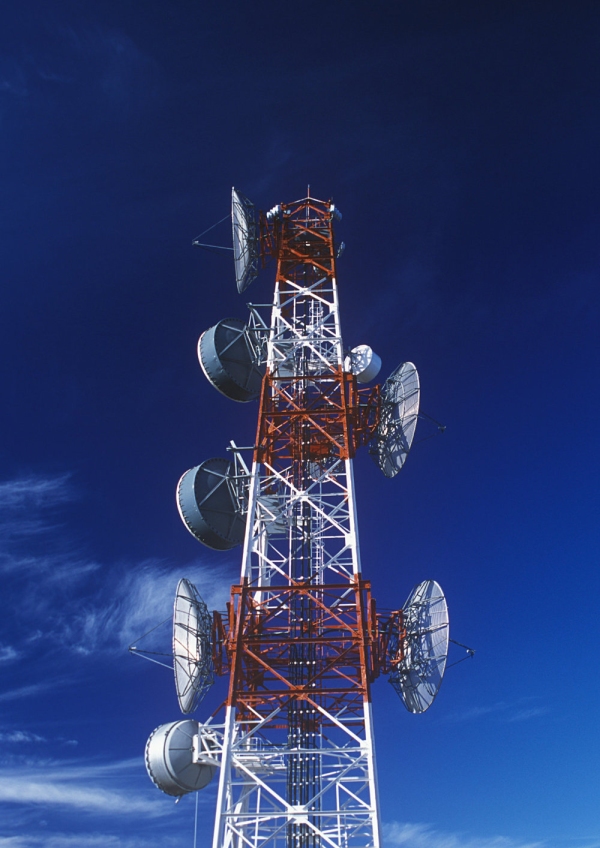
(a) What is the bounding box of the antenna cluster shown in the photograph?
[141,188,459,848]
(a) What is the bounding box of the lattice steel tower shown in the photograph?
[142,190,452,848]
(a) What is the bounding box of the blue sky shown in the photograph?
[1,2,599,846]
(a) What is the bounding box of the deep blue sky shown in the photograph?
[1,2,599,847]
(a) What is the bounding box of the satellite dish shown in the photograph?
[173,578,214,714]
[389,579,449,714]
[145,720,216,797]
[370,361,420,477]
[198,318,265,402]
[344,344,382,383]
[232,187,259,293]
[177,457,248,550]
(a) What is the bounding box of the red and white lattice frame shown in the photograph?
[210,197,382,848]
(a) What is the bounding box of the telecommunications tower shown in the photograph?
[142,190,452,848]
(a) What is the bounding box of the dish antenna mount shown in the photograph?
[232,188,260,293]
[387,579,450,713]
[370,361,420,477]
[173,578,214,714]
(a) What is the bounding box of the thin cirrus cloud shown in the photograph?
[0,473,75,563]
[0,730,45,743]
[0,758,163,817]
[0,645,19,663]
[0,474,73,510]
[0,836,176,848]
[0,473,233,656]
[383,821,544,848]
[68,558,234,654]
[443,700,548,724]
[0,551,100,583]
[0,681,68,704]
[0,729,77,745]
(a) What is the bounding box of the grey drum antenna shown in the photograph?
[146,719,217,797]
[177,455,249,551]
[198,318,265,402]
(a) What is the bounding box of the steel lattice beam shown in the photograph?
[211,196,382,848]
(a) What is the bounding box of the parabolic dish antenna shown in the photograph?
[370,361,420,478]
[198,318,265,402]
[389,579,449,714]
[232,187,259,293]
[146,719,216,797]
[177,457,248,550]
[173,578,214,714]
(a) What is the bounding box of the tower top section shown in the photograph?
[231,188,343,294]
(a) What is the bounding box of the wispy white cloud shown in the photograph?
[506,707,548,722]
[8,829,589,848]
[0,645,19,664]
[0,473,232,662]
[0,727,78,746]
[0,758,164,817]
[383,821,544,848]
[0,474,77,568]
[444,699,548,724]
[0,731,45,744]
[69,559,233,654]
[444,701,508,722]
[0,683,56,703]
[0,474,73,510]
[0,779,153,815]
[0,833,182,848]
[0,551,100,579]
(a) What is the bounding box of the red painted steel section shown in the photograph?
[218,578,376,721]
[257,370,380,466]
